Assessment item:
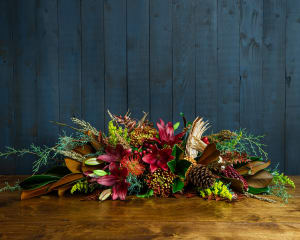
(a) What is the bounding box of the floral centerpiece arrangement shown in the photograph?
[0,111,295,203]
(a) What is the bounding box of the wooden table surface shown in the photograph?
[0,176,300,240]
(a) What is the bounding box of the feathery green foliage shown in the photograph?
[108,120,130,146]
[216,129,268,160]
[0,180,21,193]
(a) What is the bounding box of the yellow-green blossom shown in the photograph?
[108,120,130,146]
[198,181,233,201]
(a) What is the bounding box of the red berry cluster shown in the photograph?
[222,165,248,191]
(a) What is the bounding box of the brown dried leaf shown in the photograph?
[86,131,102,151]
[57,184,73,197]
[236,160,271,176]
[48,173,84,191]
[245,170,273,188]
[198,143,220,166]
[65,158,82,173]
[222,177,245,193]
[73,144,95,156]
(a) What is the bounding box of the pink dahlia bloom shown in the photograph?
[155,119,184,147]
[97,163,130,200]
[142,145,174,173]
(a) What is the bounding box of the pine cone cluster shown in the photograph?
[188,164,216,189]
[222,165,248,191]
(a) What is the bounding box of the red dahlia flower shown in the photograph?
[97,163,130,200]
[142,145,174,173]
[154,119,184,147]
[97,144,130,166]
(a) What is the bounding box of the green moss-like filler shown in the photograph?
[198,180,233,201]
[108,120,130,146]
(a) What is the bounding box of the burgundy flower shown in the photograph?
[154,119,184,147]
[97,163,130,200]
[142,145,174,173]
[97,144,130,166]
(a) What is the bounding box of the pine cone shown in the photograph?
[222,165,248,191]
[188,164,216,189]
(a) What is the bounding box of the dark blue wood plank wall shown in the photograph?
[0,0,299,174]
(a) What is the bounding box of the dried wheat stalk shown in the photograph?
[71,117,99,136]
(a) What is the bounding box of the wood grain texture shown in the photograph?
[81,0,105,131]
[172,0,196,123]
[239,0,263,135]
[0,175,299,239]
[14,0,38,174]
[217,0,240,131]
[195,0,218,129]
[58,0,82,128]
[104,0,127,129]
[36,0,60,150]
[262,0,286,171]
[127,0,150,119]
[286,0,300,175]
[0,0,15,173]
[149,0,173,123]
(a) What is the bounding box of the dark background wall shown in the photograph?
[0,0,299,174]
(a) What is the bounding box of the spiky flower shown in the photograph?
[129,126,158,147]
[222,165,248,191]
[188,164,216,189]
[120,155,145,176]
[146,169,176,197]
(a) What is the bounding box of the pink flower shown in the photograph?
[142,145,174,173]
[154,119,184,147]
[97,163,130,200]
[97,144,130,165]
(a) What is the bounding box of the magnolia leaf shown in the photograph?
[73,144,95,156]
[247,186,270,195]
[85,157,101,166]
[198,143,220,166]
[57,183,73,197]
[19,175,60,190]
[65,158,82,173]
[44,166,71,177]
[172,178,184,193]
[93,170,107,176]
[237,160,271,176]
[137,189,154,198]
[99,189,112,201]
[173,122,180,131]
[169,145,192,178]
[176,160,192,179]
[48,173,84,191]
[222,177,245,193]
[245,170,273,188]
[21,182,54,200]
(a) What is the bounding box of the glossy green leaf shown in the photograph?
[172,178,184,193]
[137,189,154,198]
[20,175,60,190]
[247,186,270,195]
[169,145,191,179]
[167,160,176,174]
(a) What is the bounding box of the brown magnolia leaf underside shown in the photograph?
[222,177,244,193]
[65,158,82,173]
[48,173,84,191]
[245,170,273,188]
[237,160,271,176]
[73,144,95,156]
[57,183,73,197]
[21,183,54,200]
[198,143,220,166]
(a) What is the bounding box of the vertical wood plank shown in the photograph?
[195,0,218,129]
[127,0,150,119]
[149,0,173,123]
[286,0,300,174]
[262,0,286,171]
[172,0,196,123]
[58,0,81,127]
[104,0,127,127]
[14,0,38,174]
[217,0,240,131]
[81,0,105,130]
[239,0,263,135]
[0,0,15,174]
[36,0,59,150]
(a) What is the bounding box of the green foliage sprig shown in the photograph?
[127,174,145,195]
[0,180,21,193]
[108,120,130,146]
[70,180,90,194]
[216,129,268,160]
